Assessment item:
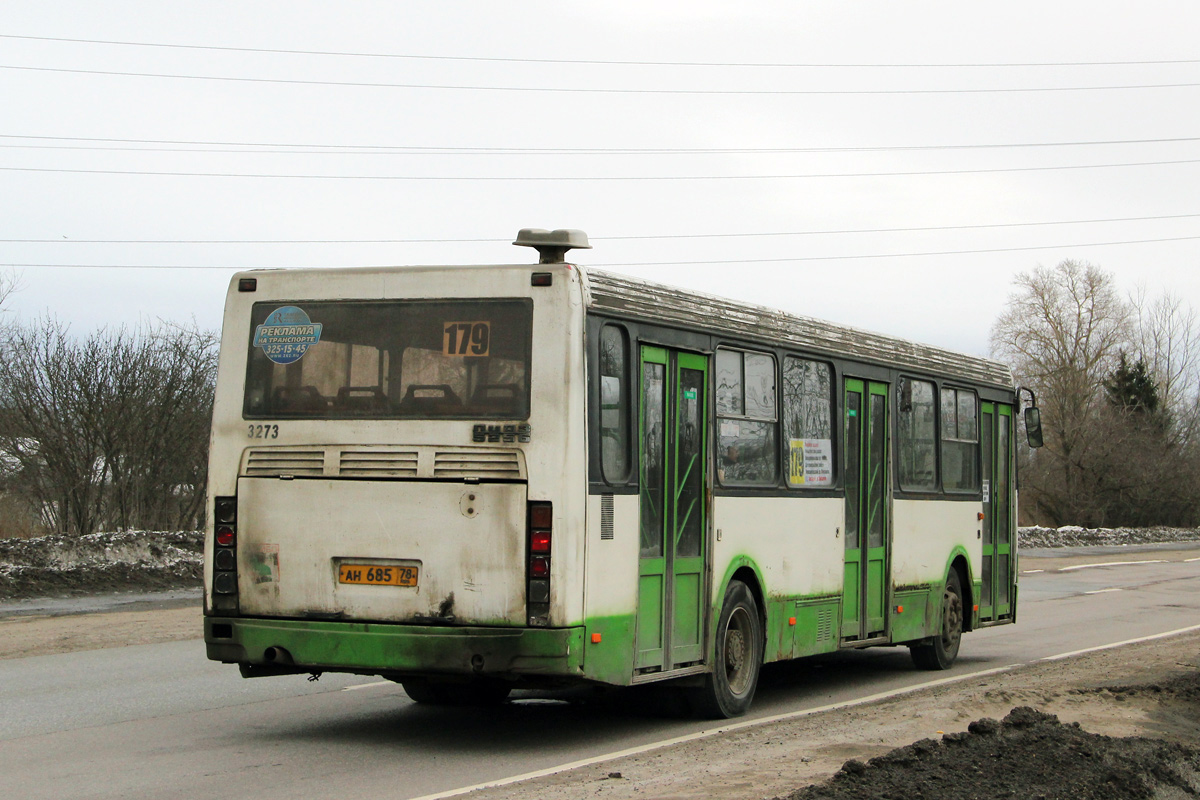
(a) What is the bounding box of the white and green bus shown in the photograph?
[204,228,1037,717]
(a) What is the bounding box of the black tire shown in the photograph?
[689,580,763,719]
[910,569,964,670]
[400,678,511,706]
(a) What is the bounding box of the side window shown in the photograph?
[783,357,834,487]
[716,348,778,486]
[897,377,937,491]
[941,386,979,492]
[598,325,630,483]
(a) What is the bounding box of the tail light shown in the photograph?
[527,501,552,626]
[211,496,239,613]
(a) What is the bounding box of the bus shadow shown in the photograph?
[242,648,983,754]
[242,683,699,755]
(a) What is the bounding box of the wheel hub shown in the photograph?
[726,629,745,672]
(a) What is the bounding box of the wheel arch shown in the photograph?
[946,550,974,633]
[714,557,767,647]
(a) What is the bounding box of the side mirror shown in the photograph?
[1024,407,1044,448]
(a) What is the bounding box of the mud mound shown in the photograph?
[1019,525,1200,548]
[0,531,201,600]
[778,707,1200,800]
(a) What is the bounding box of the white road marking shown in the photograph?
[1039,624,1200,662]
[1021,569,1045,574]
[403,668,1016,800]
[1057,560,1166,572]
[407,623,1200,800]
[1083,588,1122,595]
[341,680,391,692]
[1186,557,1200,563]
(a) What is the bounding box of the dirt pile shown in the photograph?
[0,530,201,600]
[781,703,1200,800]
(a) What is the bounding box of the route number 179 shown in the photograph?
[442,321,490,357]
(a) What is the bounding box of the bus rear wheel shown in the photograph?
[400,678,511,706]
[689,580,762,719]
[910,570,963,670]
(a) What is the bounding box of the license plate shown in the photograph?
[338,564,418,587]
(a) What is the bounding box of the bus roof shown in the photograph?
[578,266,1014,390]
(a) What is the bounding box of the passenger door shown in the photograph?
[842,379,890,640]
[636,346,709,671]
[980,403,1014,620]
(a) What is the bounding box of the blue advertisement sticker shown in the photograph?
[253,306,323,365]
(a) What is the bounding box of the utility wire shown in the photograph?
[6,235,1200,270]
[3,33,1198,69]
[5,64,1200,95]
[594,235,1200,265]
[4,134,1200,156]
[4,158,1200,180]
[6,213,1200,245]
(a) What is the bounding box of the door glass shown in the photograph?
[676,368,704,558]
[996,414,1011,609]
[641,362,665,558]
[996,416,1010,547]
[981,411,993,546]
[981,409,994,612]
[844,391,861,550]
[867,394,886,548]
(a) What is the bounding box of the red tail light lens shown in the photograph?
[527,501,552,626]
[530,504,553,529]
[212,495,239,610]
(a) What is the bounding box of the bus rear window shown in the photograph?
[243,299,532,419]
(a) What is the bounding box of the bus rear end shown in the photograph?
[203,258,588,699]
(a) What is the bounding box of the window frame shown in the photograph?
[896,375,939,493]
[597,323,633,485]
[714,346,779,487]
[940,384,981,494]
[781,354,836,489]
[242,297,533,421]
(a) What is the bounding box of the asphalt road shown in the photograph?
[3,548,1199,800]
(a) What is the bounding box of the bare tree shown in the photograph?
[991,261,1200,526]
[990,260,1132,524]
[0,318,217,536]
[1130,288,1200,433]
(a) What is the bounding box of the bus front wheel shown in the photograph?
[910,570,963,670]
[689,580,763,719]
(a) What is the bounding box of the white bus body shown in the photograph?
[205,233,1023,716]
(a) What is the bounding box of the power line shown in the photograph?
[6,235,1200,270]
[3,133,1200,156]
[4,158,1200,181]
[596,235,1200,265]
[5,64,1200,95]
[6,213,1200,245]
[3,33,1198,69]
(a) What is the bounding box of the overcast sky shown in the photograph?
[3,2,1199,357]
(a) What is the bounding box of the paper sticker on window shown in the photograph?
[254,306,323,365]
[443,321,491,356]
[788,438,833,486]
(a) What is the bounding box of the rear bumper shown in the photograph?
[205,616,585,679]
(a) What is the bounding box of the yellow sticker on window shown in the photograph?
[789,438,833,486]
[442,321,491,357]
